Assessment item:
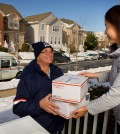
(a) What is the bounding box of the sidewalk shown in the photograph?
[0,89,16,98]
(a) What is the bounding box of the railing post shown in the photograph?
[83,112,88,134]
[102,111,109,134]
[68,119,72,134]
[92,114,98,134]
[75,118,80,134]
[62,110,114,134]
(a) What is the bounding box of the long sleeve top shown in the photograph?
[87,47,120,124]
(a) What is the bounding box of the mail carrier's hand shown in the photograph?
[71,106,88,119]
[39,94,60,115]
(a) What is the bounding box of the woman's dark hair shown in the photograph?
[105,5,120,35]
[109,43,118,53]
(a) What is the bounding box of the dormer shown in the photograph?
[7,13,19,30]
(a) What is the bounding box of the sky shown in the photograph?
[0,0,119,32]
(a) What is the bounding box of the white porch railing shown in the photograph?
[61,110,117,134]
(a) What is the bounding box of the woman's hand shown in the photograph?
[78,72,99,78]
[39,94,60,115]
[71,106,88,119]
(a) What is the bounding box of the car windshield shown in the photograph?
[62,53,66,57]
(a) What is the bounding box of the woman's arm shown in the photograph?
[79,70,110,83]
[72,71,120,118]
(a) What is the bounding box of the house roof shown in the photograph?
[0,3,22,18]
[47,17,62,25]
[61,18,81,29]
[25,12,52,22]
[61,18,75,25]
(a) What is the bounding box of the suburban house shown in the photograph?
[0,3,25,52]
[94,32,109,51]
[60,18,85,53]
[25,12,63,51]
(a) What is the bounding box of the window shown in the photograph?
[43,36,45,41]
[10,21,13,27]
[1,60,10,68]
[14,20,18,28]
[55,37,57,44]
[53,25,59,31]
[4,33,9,44]
[51,37,53,44]
[72,30,76,34]
[40,36,45,42]
[62,53,66,57]
[14,33,19,44]
[58,37,60,44]
[11,58,17,66]
[53,26,55,31]
[41,23,45,31]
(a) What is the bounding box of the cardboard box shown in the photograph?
[51,93,90,119]
[52,74,88,103]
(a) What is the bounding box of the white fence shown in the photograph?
[61,110,117,134]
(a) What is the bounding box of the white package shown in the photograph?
[52,74,88,103]
[51,93,90,119]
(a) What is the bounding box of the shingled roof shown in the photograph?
[61,18,81,29]
[25,12,52,22]
[61,18,75,25]
[0,3,22,18]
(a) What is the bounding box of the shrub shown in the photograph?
[21,43,29,52]
[0,46,8,52]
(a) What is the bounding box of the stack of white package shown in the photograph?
[51,74,90,119]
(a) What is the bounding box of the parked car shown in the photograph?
[85,53,99,60]
[53,51,71,63]
[99,53,109,59]
[0,52,24,80]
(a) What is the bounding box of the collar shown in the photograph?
[109,46,120,58]
[48,67,50,78]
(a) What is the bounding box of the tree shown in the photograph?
[85,33,98,50]
[21,43,29,52]
[0,46,8,52]
[69,43,77,54]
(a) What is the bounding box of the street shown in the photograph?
[58,59,112,73]
[19,58,112,74]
